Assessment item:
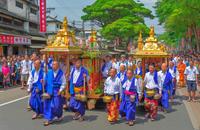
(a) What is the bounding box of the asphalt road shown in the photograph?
[0,88,194,130]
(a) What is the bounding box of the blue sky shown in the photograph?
[47,0,164,34]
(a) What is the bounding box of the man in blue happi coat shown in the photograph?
[43,61,66,126]
[101,55,112,79]
[117,64,127,118]
[158,63,173,112]
[69,58,89,121]
[27,60,44,120]
[119,69,141,126]
[117,64,127,85]
[168,61,179,101]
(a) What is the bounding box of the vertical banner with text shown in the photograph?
[40,0,46,32]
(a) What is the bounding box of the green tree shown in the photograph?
[82,0,153,45]
[155,0,200,51]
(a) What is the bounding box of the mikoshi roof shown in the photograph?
[134,26,170,58]
[41,16,82,55]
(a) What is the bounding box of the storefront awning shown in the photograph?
[29,45,45,48]
[31,36,46,41]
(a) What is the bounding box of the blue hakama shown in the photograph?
[29,85,43,115]
[44,87,63,121]
[69,95,85,116]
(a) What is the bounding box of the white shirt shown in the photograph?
[30,61,35,71]
[173,57,178,66]
[127,61,133,67]
[73,68,81,84]
[168,66,179,79]
[27,69,44,92]
[135,67,141,75]
[104,76,122,96]
[21,60,31,74]
[112,62,119,71]
[102,61,112,78]
[123,78,141,96]
[60,62,67,75]
[144,72,161,93]
[184,66,199,81]
[53,69,66,92]
[118,71,126,82]
[158,71,168,91]
[41,60,46,71]
[118,61,127,68]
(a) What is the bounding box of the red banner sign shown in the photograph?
[0,35,14,44]
[40,0,46,32]
[0,34,31,45]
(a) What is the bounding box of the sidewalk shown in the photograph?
[178,88,200,130]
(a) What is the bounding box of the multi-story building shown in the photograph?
[46,15,62,40]
[0,0,46,56]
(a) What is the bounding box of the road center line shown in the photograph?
[0,95,29,107]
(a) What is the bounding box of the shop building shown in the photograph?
[0,0,46,56]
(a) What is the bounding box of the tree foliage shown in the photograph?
[82,0,153,44]
[155,0,200,51]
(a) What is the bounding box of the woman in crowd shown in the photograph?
[2,62,11,88]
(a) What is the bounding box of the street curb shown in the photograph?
[177,89,200,130]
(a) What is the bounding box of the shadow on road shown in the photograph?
[84,115,98,122]
[54,115,73,125]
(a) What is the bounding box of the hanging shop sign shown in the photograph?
[0,34,31,45]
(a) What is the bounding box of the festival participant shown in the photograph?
[117,64,127,118]
[118,55,127,68]
[177,58,186,88]
[59,56,68,110]
[22,55,32,111]
[41,54,46,72]
[172,55,179,67]
[158,63,173,112]
[27,60,44,120]
[111,57,119,71]
[119,69,141,126]
[30,53,38,71]
[135,61,143,92]
[104,68,122,123]
[43,61,66,126]
[69,58,89,121]
[117,64,127,85]
[127,56,134,69]
[143,64,161,121]
[101,55,112,79]
[168,61,179,101]
[184,61,199,102]
[47,56,53,70]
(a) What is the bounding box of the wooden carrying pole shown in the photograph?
[83,76,86,95]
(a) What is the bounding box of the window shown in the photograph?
[16,1,23,9]
[29,22,38,29]
[30,8,37,15]
[14,20,23,27]
[2,17,12,25]
[56,24,59,28]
